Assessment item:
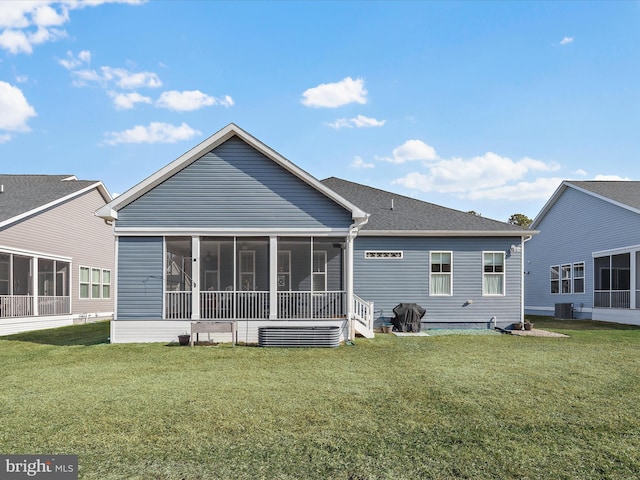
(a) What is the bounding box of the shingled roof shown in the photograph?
[0,175,109,227]
[321,177,527,235]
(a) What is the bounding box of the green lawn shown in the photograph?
[1,318,639,479]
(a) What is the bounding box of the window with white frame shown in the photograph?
[550,265,560,293]
[561,264,572,293]
[573,262,585,294]
[483,252,505,295]
[430,251,452,295]
[79,266,90,299]
[102,270,111,299]
[80,266,111,299]
[550,261,585,294]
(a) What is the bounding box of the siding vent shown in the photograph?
[365,251,403,259]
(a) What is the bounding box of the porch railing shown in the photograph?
[166,291,192,319]
[353,294,374,332]
[170,290,348,320]
[37,296,71,315]
[594,290,631,309]
[0,295,71,318]
[277,291,345,319]
[0,295,34,318]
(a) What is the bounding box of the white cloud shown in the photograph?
[108,91,152,110]
[156,90,234,111]
[391,148,561,202]
[0,133,12,143]
[101,66,162,89]
[0,1,143,54]
[466,177,563,201]
[327,115,385,129]
[59,49,91,70]
[301,77,367,108]
[103,122,201,145]
[573,169,587,176]
[70,66,162,89]
[0,81,37,135]
[377,139,437,164]
[560,36,574,45]
[351,156,375,169]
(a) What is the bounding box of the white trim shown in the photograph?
[359,230,537,237]
[0,181,111,229]
[95,123,368,222]
[532,181,640,229]
[113,227,351,237]
[593,244,640,257]
[0,245,72,262]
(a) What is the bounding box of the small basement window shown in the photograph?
[365,251,403,259]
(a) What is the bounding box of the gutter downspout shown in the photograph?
[347,214,369,341]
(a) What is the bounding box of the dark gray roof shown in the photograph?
[569,181,640,211]
[321,177,526,233]
[0,175,101,224]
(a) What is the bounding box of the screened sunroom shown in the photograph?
[0,250,71,318]
[164,236,346,321]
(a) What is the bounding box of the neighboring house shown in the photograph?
[0,175,114,335]
[525,180,640,326]
[96,123,532,344]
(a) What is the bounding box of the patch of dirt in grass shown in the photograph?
[510,328,569,338]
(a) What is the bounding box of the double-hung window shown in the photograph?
[483,252,505,295]
[80,266,111,299]
[550,261,585,294]
[430,252,452,295]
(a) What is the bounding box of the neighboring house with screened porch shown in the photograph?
[525,180,640,326]
[96,123,532,344]
[0,175,114,335]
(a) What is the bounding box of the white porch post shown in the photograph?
[191,236,200,320]
[32,256,39,316]
[631,250,637,310]
[346,233,354,340]
[269,236,278,319]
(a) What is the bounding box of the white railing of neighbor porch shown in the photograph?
[0,295,34,318]
[594,290,631,309]
[37,296,71,315]
[166,291,192,319]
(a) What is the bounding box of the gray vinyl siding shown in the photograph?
[117,237,163,319]
[117,137,352,230]
[354,236,522,326]
[525,187,640,317]
[0,188,114,315]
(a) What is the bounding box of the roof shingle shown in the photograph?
[321,177,526,233]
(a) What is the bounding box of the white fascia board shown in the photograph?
[592,243,640,257]
[97,123,367,221]
[531,180,640,229]
[0,244,73,262]
[0,182,110,229]
[530,180,569,229]
[357,230,538,237]
[113,227,352,237]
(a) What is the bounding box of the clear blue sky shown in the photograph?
[1,1,639,222]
